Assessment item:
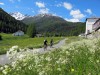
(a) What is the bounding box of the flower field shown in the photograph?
[0,37,100,75]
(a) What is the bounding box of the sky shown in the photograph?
[0,0,100,22]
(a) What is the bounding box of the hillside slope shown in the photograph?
[0,8,27,33]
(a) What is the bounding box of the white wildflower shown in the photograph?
[89,48,95,54]
[88,73,91,75]
[2,69,7,75]
[45,57,51,61]
[12,61,17,68]
[11,46,18,49]
[17,54,25,60]
[33,49,39,54]
[61,60,66,64]
[38,65,42,67]
[34,56,40,65]
[39,71,45,75]
[0,67,4,70]
[4,65,9,69]
[66,51,70,55]
[28,65,33,70]
[96,60,99,63]
[56,60,60,64]
[6,46,19,59]
[57,68,61,71]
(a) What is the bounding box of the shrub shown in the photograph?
[0,35,2,40]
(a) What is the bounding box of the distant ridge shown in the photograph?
[22,14,85,36]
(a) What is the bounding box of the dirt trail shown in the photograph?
[0,39,66,65]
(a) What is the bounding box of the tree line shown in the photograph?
[0,8,27,33]
[26,22,85,37]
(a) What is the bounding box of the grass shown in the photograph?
[0,37,100,75]
[65,36,85,44]
[0,33,62,54]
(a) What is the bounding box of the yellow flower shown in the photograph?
[71,68,74,72]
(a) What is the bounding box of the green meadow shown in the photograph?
[0,33,62,54]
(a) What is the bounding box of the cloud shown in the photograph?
[56,2,72,9]
[36,2,45,8]
[65,9,85,22]
[52,13,57,16]
[85,9,92,15]
[56,3,62,7]
[9,0,14,3]
[55,1,57,3]
[9,0,21,3]
[28,8,33,10]
[0,2,4,5]
[53,13,62,17]
[15,5,19,8]
[63,2,72,10]
[65,18,80,22]
[38,8,49,14]
[17,0,21,2]
[32,10,35,13]
[70,9,85,19]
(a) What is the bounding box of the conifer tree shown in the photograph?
[27,24,36,38]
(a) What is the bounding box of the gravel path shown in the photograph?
[0,39,66,65]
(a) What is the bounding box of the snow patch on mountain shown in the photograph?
[10,12,61,20]
[10,12,28,20]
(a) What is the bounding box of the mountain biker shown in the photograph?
[44,39,48,50]
[50,39,53,47]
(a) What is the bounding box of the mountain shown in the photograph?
[0,8,27,33]
[9,12,29,20]
[22,14,85,36]
[22,14,66,24]
[9,12,33,20]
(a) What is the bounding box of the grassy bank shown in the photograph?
[0,33,62,54]
[0,37,100,75]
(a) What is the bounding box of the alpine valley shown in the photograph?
[0,8,85,36]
